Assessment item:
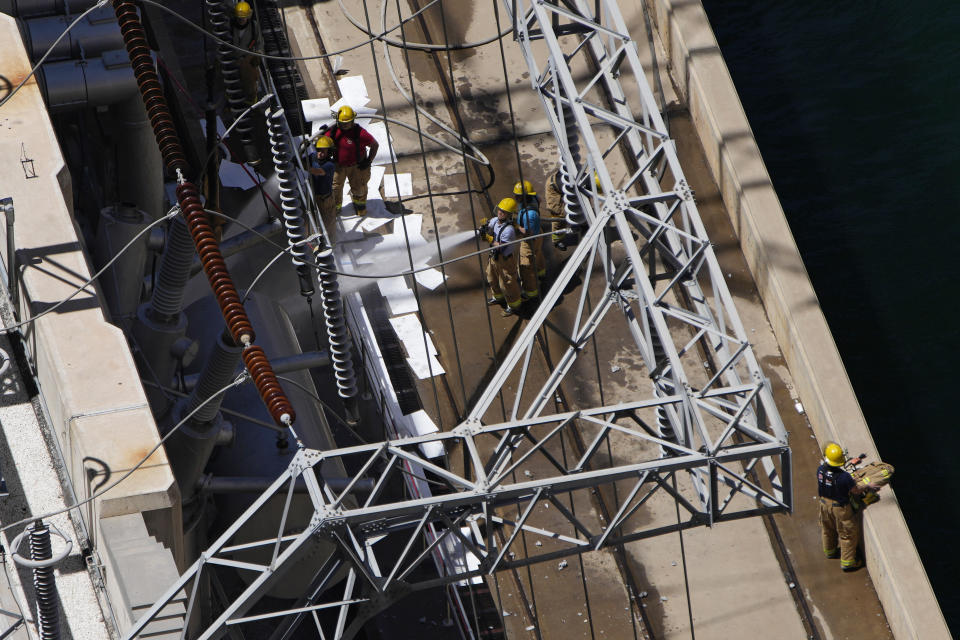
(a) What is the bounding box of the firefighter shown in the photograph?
[817,442,877,572]
[325,105,379,215]
[545,168,568,250]
[307,136,336,230]
[481,198,522,317]
[232,1,260,105]
[513,179,546,299]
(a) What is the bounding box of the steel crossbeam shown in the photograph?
[128,1,792,638]
[127,402,788,639]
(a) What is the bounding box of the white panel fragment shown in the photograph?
[382,173,413,198]
[301,97,331,122]
[390,314,445,379]
[414,268,446,290]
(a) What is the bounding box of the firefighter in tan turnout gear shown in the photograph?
[817,442,878,572]
[481,198,523,317]
[513,180,546,299]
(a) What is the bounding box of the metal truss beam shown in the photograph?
[128,1,792,638]
[127,411,789,639]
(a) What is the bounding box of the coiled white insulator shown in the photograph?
[314,247,357,400]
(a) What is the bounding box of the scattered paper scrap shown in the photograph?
[406,410,444,458]
[301,97,331,123]
[390,314,445,379]
[383,173,413,198]
[414,268,446,290]
[378,276,417,315]
[336,75,369,101]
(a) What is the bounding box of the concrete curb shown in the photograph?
[645,1,949,637]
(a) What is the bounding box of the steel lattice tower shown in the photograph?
[126,1,792,638]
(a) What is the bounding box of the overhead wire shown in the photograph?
[340,0,512,51]
[0,374,250,536]
[0,207,180,334]
[389,0,460,425]
[337,6,508,635]
[435,1,504,421]
[359,0,446,430]
[137,0,498,62]
[376,4,495,184]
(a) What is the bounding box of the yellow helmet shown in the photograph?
[513,180,536,196]
[315,136,333,149]
[234,1,252,19]
[497,197,518,215]
[824,442,845,467]
[337,105,356,123]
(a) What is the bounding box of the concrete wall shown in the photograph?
[0,10,183,582]
[642,1,948,637]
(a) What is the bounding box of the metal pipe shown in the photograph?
[94,204,150,319]
[165,332,242,499]
[0,198,17,316]
[187,219,284,277]
[36,50,138,111]
[112,95,164,219]
[20,6,123,60]
[0,0,98,18]
[199,475,374,494]
[181,350,329,391]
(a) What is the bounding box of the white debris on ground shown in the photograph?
[303,75,451,381]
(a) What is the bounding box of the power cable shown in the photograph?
[275,375,355,434]
[339,0,511,51]
[391,0,470,421]
[376,7,494,177]
[0,207,180,334]
[137,0,482,62]
[0,0,111,110]
[0,374,250,536]
[672,472,697,640]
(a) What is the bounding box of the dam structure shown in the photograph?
[0,0,947,638]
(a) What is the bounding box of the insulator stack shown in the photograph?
[149,216,195,321]
[187,331,242,424]
[313,247,357,401]
[267,107,314,297]
[558,105,586,227]
[243,343,295,423]
[29,520,59,640]
[175,181,253,342]
[114,0,293,427]
[205,0,258,165]
[112,0,186,172]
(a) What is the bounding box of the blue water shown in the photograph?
[700,1,960,632]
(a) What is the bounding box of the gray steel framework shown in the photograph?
[126,1,792,637]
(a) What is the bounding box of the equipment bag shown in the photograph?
[850,461,894,510]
